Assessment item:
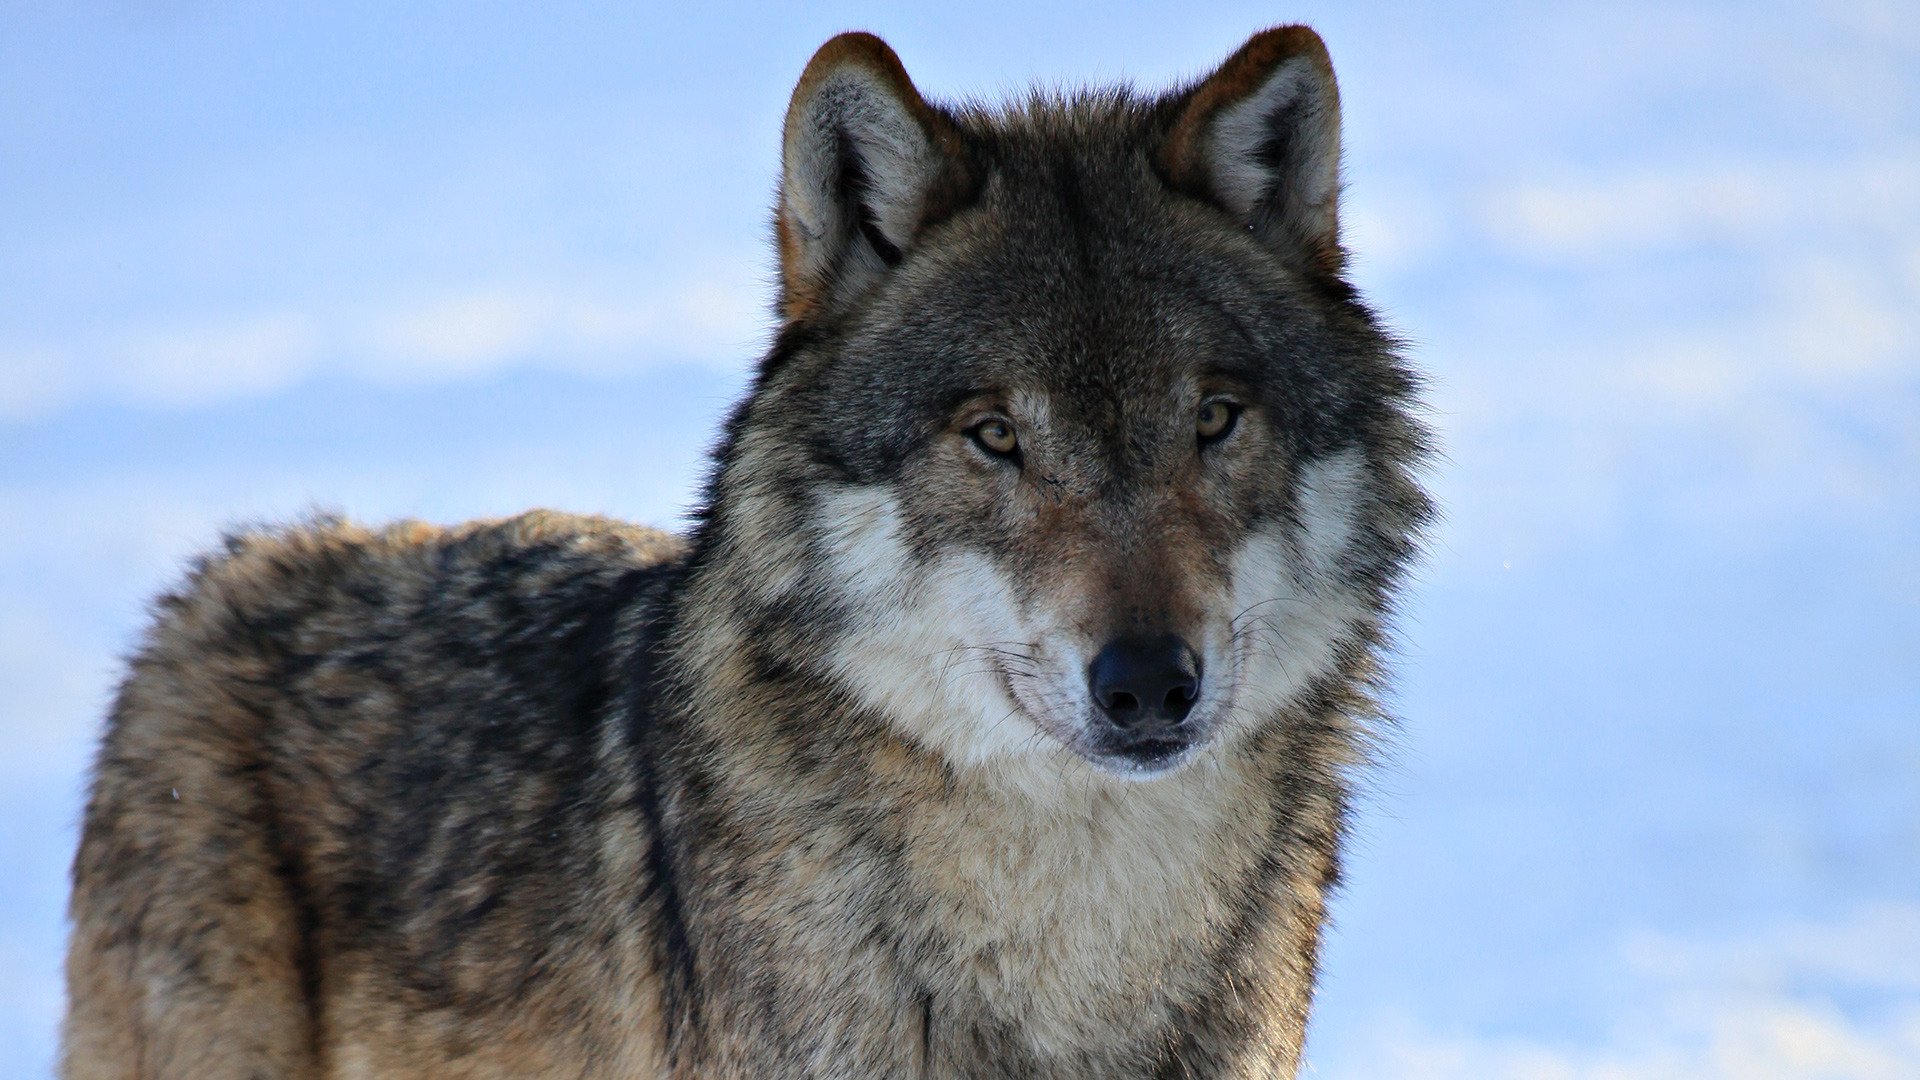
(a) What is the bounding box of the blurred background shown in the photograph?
[3,1,1916,1075]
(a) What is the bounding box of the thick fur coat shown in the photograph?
[65,26,1429,1079]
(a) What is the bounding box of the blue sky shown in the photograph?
[3,1,1917,1076]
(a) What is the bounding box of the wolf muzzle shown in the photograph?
[1088,633,1203,763]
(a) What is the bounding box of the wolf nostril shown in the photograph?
[1088,634,1202,730]
[1164,684,1195,718]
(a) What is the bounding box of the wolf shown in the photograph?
[64,24,1429,1079]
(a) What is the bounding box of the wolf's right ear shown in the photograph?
[1159,26,1345,276]
[778,33,973,323]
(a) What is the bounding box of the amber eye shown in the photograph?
[969,417,1021,460]
[1197,399,1241,445]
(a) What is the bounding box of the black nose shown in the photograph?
[1088,634,1202,731]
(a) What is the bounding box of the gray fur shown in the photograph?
[65,26,1429,1079]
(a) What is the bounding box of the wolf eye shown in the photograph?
[1197,399,1241,445]
[968,418,1021,460]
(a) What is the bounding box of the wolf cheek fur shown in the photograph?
[64,24,1429,1080]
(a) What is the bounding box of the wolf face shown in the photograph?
[794,264,1385,781]
[704,31,1426,782]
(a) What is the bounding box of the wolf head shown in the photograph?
[687,28,1428,782]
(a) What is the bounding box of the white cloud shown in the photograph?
[1332,905,1920,1080]
[1489,167,1785,263]
[361,279,763,383]
[121,312,323,408]
[1416,141,1920,557]
[370,291,550,375]
[0,272,767,421]
[1479,153,1920,265]
[1624,903,1920,997]
[1620,231,1919,400]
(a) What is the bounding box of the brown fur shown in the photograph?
[67,512,1355,1075]
[65,515,685,1078]
[66,25,1429,1078]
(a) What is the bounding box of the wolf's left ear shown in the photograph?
[1159,26,1345,275]
[778,33,973,323]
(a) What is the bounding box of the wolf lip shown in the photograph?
[1104,735,1194,769]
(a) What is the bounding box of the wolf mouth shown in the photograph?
[1099,736,1198,774]
[986,647,1245,778]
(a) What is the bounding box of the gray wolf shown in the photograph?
[64,25,1429,1078]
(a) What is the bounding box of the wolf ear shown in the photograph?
[778,33,971,323]
[1159,26,1345,275]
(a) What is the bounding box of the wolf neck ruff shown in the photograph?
[66,25,1429,1079]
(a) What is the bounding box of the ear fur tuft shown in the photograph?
[778,33,971,323]
[1160,26,1345,275]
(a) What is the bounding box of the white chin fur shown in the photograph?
[811,450,1372,776]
